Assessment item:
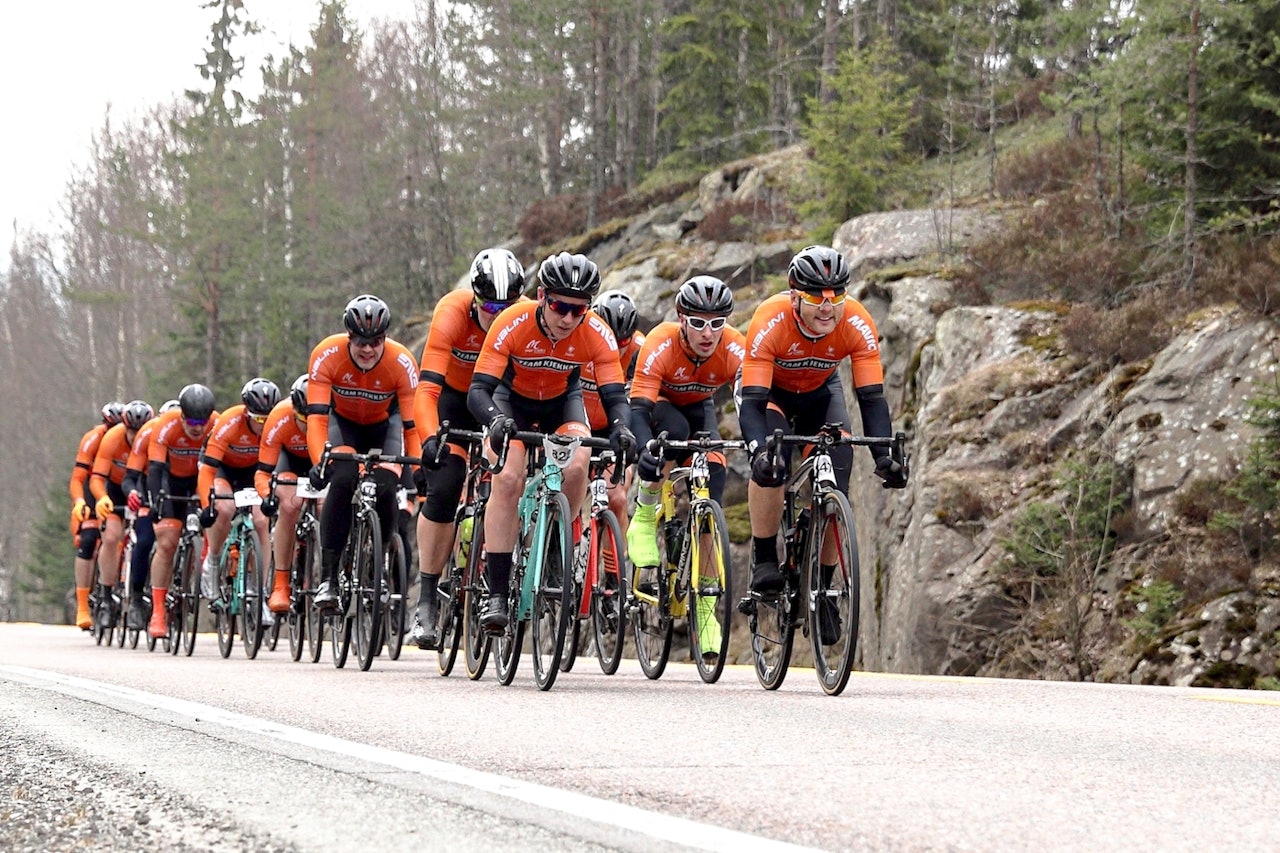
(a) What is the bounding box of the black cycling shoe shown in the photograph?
[480,595,509,634]
[749,561,784,594]
[126,598,149,631]
[313,580,339,612]
[817,597,841,645]
[409,611,439,650]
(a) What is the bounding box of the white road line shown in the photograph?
[1,665,816,853]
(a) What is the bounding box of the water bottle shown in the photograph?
[457,514,474,566]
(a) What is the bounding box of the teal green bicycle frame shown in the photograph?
[513,438,571,621]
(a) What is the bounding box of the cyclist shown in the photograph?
[121,399,180,631]
[306,294,423,611]
[467,251,636,632]
[196,378,281,619]
[88,400,155,630]
[145,384,218,639]
[69,401,125,630]
[410,247,528,649]
[737,245,907,614]
[255,374,313,614]
[582,288,646,541]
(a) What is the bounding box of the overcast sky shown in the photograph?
[0,0,418,265]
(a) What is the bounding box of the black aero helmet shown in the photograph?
[788,245,850,292]
[538,252,601,298]
[122,400,155,430]
[101,401,126,426]
[593,289,639,339]
[675,275,734,316]
[343,294,391,338]
[289,374,308,413]
[241,377,281,416]
[178,383,215,421]
[471,248,525,302]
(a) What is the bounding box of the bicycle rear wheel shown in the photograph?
[688,500,733,684]
[589,509,627,675]
[808,490,859,696]
[384,532,408,661]
[241,534,265,660]
[746,571,796,690]
[352,513,384,672]
[462,506,491,680]
[436,553,463,676]
[530,492,573,690]
[178,540,201,656]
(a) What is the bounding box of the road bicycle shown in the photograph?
[418,423,490,678]
[282,476,326,663]
[158,493,203,657]
[382,486,412,662]
[209,487,268,660]
[320,446,417,672]
[490,429,611,691]
[630,432,741,684]
[560,448,627,676]
[738,425,907,696]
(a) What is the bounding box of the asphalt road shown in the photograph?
[1,622,1277,851]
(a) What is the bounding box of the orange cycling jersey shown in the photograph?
[254,399,308,496]
[70,423,109,503]
[583,330,644,430]
[473,303,626,402]
[89,423,133,497]
[414,289,531,436]
[739,292,884,394]
[126,417,161,475]
[632,322,746,408]
[197,404,263,502]
[149,408,217,479]
[306,333,421,463]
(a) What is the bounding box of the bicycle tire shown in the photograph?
[530,491,573,690]
[688,499,733,684]
[165,553,181,656]
[632,561,673,680]
[436,541,464,676]
[590,509,627,675]
[240,532,265,660]
[808,489,859,696]
[384,532,408,661]
[179,539,201,657]
[113,586,126,648]
[299,525,325,663]
[493,611,525,686]
[748,572,796,690]
[462,506,492,680]
[352,511,384,672]
[560,619,581,673]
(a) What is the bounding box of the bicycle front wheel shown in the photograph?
[352,513,385,672]
[530,492,573,691]
[808,489,860,696]
[436,543,463,676]
[384,532,408,661]
[462,506,491,680]
[241,533,265,660]
[747,573,796,691]
[493,587,525,686]
[178,540,201,656]
[589,509,627,675]
[688,500,733,684]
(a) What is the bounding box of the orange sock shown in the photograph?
[75,587,91,629]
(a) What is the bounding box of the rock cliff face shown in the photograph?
[572,147,1280,687]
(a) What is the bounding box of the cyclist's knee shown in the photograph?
[75,526,100,559]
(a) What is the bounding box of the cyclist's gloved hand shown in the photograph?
[260,495,279,518]
[637,445,662,482]
[71,498,91,524]
[411,465,429,494]
[420,435,445,470]
[126,490,143,513]
[750,448,786,488]
[95,495,115,520]
[610,423,638,466]
[874,454,908,489]
[198,504,218,529]
[487,416,515,456]
[308,462,329,491]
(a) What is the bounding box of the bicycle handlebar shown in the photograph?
[766,425,908,468]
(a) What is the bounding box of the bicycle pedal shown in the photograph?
[736,597,756,616]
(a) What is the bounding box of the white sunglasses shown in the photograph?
[684,316,727,331]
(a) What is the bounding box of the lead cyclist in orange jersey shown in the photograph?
[69,401,125,629]
[468,252,637,631]
[627,276,746,567]
[581,289,646,542]
[737,245,907,596]
[306,295,423,611]
[120,399,179,631]
[196,378,281,608]
[146,384,218,638]
[255,375,313,614]
[88,400,155,630]
[410,248,529,648]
